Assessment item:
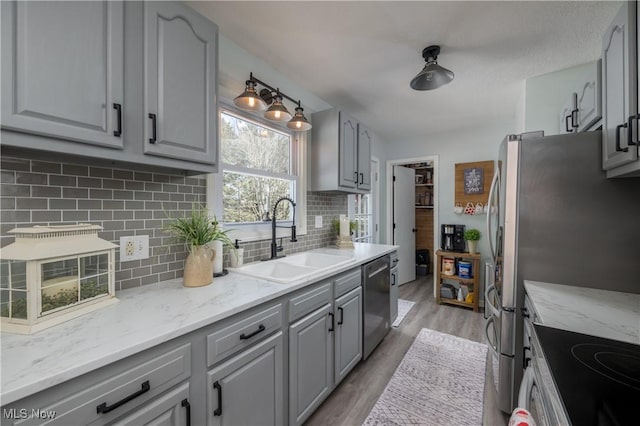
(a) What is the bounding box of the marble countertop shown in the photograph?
[1,243,397,405]
[524,280,640,345]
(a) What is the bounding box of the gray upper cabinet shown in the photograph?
[207,332,284,426]
[602,1,638,172]
[576,60,602,132]
[1,1,124,148]
[334,287,362,386]
[338,112,358,188]
[144,1,218,165]
[289,303,333,426]
[310,108,372,193]
[357,124,372,191]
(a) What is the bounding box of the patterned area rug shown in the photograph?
[363,328,488,426]
[391,299,416,328]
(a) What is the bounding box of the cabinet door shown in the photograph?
[390,269,398,324]
[207,332,284,426]
[577,60,602,132]
[289,304,333,426]
[334,287,362,386]
[0,1,124,148]
[338,111,358,188]
[602,1,638,170]
[357,124,372,191]
[111,383,190,426]
[144,1,218,165]
[558,93,577,134]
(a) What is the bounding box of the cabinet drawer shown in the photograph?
[207,304,282,367]
[333,269,361,298]
[9,343,191,426]
[288,282,332,322]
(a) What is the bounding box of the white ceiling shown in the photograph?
[190,1,622,142]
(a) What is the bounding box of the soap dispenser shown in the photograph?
[230,239,244,267]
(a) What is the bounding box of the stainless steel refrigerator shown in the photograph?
[483,130,640,413]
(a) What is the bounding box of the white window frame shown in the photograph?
[207,102,307,243]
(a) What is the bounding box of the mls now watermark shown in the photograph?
[3,408,57,420]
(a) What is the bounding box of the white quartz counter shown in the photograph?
[524,280,640,345]
[0,243,397,405]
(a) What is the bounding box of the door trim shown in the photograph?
[386,155,439,295]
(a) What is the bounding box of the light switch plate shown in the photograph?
[315,215,323,228]
[119,235,149,262]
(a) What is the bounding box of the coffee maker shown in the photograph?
[441,224,466,252]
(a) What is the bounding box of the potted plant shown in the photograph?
[166,206,234,287]
[464,228,481,255]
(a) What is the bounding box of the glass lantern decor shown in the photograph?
[1,224,118,334]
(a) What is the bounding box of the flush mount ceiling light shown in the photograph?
[234,72,311,130]
[410,45,454,91]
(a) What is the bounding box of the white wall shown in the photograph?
[525,61,597,134]
[385,120,515,275]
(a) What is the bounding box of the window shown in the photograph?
[349,193,373,243]
[208,108,306,241]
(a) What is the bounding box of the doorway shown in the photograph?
[386,155,439,287]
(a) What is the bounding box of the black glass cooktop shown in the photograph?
[534,324,640,426]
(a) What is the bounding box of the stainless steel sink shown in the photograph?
[229,252,356,283]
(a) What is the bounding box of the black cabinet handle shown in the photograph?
[149,113,157,144]
[113,103,122,137]
[213,381,222,416]
[616,123,629,152]
[354,171,358,183]
[571,108,578,129]
[181,399,191,426]
[565,115,572,133]
[391,273,396,286]
[359,172,364,184]
[337,307,344,325]
[240,324,265,340]
[521,307,530,318]
[523,346,531,368]
[96,380,150,414]
[328,312,334,332]
[628,115,639,146]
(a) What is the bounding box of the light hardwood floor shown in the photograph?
[305,275,509,426]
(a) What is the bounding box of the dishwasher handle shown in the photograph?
[367,264,388,279]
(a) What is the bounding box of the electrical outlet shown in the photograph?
[315,215,323,228]
[119,235,149,262]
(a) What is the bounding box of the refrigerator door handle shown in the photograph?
[485,284,501,318]
[484,316,499,357]
[486,169,499,260]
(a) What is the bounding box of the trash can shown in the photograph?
[415,249,430,276]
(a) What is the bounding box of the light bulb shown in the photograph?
[248,97,255,107]
[274,111,281,119]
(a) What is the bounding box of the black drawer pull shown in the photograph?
[616,123,629,152]
[181,399,191,426]
[338,307,344,325]
[240,324,265,340]
[96,380,150,414]
[113,103,122,137]
[565,115,572,133]
[392,273,396,286]
[328,312,334,332]
[149,113,157,144]
[521,307,530,318]
[213,381,222,416]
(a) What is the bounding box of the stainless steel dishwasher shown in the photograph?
[362,254,391,360]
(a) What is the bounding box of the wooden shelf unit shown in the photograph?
[435,250,480,312]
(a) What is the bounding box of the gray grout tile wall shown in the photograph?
[1,154,348,290]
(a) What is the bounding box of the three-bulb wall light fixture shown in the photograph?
[234,72,312,131]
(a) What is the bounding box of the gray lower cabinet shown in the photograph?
[110,383,190,426]
[207,331,284,426]
[0,1,124,148]
[288,303,334,426]
[334,286,362,386]
[144,2,218,165]
[390,267,399,325]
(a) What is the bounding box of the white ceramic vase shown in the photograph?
[467,240,478,255]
